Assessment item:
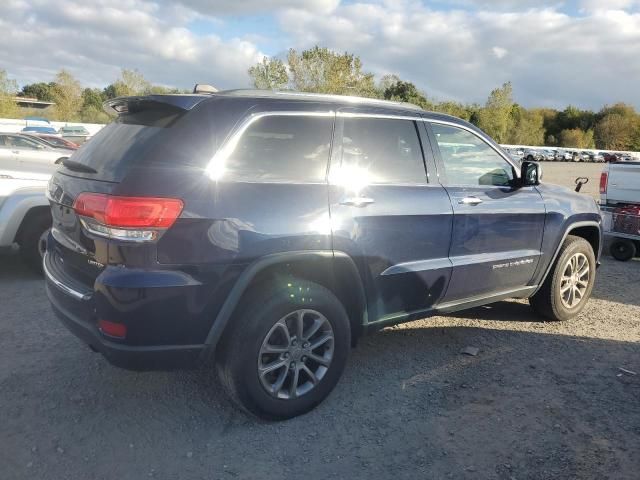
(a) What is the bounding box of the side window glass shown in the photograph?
[338,117,426,184]
[223,115,333,182]
[431,124,514,187]
[10,137,39,150]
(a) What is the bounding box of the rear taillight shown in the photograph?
[599,172,608,194]
[73,193,183,242]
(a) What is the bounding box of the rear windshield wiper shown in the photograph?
[61,158,98,174]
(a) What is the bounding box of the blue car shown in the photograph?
[22,125,58,135]
[44,90,602,419]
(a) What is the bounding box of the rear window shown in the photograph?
[65,101,216,182]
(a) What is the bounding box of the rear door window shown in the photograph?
[221,114,334,183]
[338,116,427,184]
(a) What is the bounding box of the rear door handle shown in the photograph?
[458,196,483,206]
[340,197,375,207]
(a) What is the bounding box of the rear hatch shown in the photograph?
[47,94,217,289]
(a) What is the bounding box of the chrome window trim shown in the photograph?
[205,109,520,181]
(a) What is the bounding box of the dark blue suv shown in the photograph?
[44,90,602,419]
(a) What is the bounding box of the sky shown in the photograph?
[2,0,640,110]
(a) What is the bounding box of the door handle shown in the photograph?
[340,197,375,207]
[458,196,483,206]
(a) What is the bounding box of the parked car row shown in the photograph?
[503,146,635,163]
[21,125,91,144]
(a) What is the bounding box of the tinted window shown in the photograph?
[9,136,41,149]
[66,102,216,182]
[340,117,426,184]
[224,115,333,182]
[431,124,514,186]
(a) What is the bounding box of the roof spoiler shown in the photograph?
[103,95,208,115]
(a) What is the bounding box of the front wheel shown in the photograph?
[216,279,351,420]
[530,235,596,321]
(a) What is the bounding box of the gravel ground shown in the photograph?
[1,164,639,480]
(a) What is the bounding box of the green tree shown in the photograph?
[594,113,634,150]
[476,82,513,143]
[248,57,289,90]
[433,102,477,122]
[508,106,545,145]
[18,82,55,101]
[286,46,377,97]
[382,79,432,109]
[112,69,152,97]
[79,88,110,123]
[50,70,83,121]
[559,128,594,148]
[0,69,19,118]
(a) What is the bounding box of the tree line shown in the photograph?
[1,46,639,151]
[0,68,188,124]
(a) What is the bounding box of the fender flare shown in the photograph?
[532,220,602,295]
[199,250,366,361]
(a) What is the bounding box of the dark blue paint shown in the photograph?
[45,92,602,370]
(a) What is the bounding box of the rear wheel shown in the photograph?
[610,239,636,262]
[18,212,51,274]
[530,235,596,321]
[216,279,351,420]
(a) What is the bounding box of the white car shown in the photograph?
[0,170,50,272]
[0,133,74,175]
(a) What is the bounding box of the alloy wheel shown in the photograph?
[559,252,590,309]
[257,309,334,399]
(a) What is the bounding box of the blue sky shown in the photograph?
[2,0,640,109]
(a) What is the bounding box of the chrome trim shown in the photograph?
[43,252,92,301]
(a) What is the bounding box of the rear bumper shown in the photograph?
[44,251,206,371]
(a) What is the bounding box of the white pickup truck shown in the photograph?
[600,161,640,261]
[0,170,51,272]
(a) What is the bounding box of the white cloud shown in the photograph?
[0,0,265,90]
[2,0,640,110]
[492,46,508,59]
[162,0,340,16]
[277,2,640,108]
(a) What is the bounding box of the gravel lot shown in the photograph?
[2,163,639,480]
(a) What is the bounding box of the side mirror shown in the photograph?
[520,161,542,186]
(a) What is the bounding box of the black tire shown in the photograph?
[18,212,51,274]
[529,235,596,321]
[216,279,351,420]
[610,239,636,262]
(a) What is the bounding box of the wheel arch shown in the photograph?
[200,250,367,362]
[14,206,51,245]
[533,220,601,295]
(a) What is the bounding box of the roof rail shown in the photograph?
[216,89,424,111]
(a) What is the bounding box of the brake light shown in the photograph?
[599,172,608,194]
[73,193,183,241]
